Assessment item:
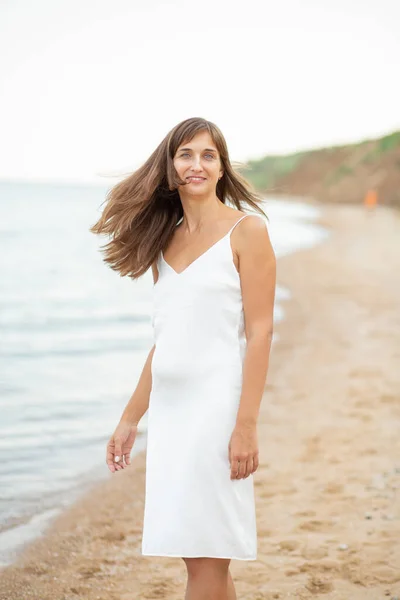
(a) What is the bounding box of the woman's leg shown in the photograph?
[227,569,237,600]
[182,557,237,600]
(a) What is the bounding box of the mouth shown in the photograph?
[186,176,206,183]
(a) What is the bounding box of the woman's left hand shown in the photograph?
[228,423,259,480]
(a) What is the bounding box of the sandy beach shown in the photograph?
[1,202,399,600]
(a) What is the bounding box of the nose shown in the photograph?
[190,154,203,171]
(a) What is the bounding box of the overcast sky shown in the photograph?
[1,0,399,184]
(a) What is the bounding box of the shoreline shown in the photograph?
[0,196,322,566]
[1,202,399,599]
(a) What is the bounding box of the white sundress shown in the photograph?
[141,213,266,560]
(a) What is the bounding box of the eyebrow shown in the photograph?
[178,147,217,153]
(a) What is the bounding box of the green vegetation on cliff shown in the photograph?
[244,130,400,207]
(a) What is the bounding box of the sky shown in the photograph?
[0,0,399,185]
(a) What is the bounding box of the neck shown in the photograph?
[178,194,223,233]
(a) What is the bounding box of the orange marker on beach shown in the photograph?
[364,189,378,210]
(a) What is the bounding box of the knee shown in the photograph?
[182,557,230,579]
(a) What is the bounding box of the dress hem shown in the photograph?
[141,551,257,561]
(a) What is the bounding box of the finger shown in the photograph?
[236,460,247,480]
[106,439,114,462]
[106,439,125,473]
[244,458,254,478]
[118,454,128,469]
[106,458,117,473]
[106,441,117,472]
[230,460,240,480]
[123,452,131,466]
[252,454,259,473]
[114,437,122,464]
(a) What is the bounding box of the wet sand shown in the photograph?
[1,203,399,599]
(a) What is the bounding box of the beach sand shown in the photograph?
[1,203,399,599]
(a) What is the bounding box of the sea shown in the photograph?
[0,180,329,567]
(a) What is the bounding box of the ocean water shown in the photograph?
[0,181,328,566]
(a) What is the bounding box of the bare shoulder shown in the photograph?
[240,214,268,233]
[233,214,271,245]
[232,213,275,267]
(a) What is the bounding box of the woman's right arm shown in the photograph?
[106,260,159,472]
[118,258,159,428]
[118,344,155,427]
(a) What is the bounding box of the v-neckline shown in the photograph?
[161,228,233,276]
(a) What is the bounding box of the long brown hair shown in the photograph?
[90,117,268,279]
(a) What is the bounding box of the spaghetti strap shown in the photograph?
[228,213,263,236]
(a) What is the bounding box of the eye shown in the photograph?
[178,152,215,159]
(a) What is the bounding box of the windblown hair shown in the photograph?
[90,117,268,279]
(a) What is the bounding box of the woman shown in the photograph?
[90,117,276,600]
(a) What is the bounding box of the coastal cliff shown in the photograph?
[246,130,400,208]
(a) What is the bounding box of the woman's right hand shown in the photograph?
[106,421,138,473]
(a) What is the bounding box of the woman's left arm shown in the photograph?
[229,216,276,480]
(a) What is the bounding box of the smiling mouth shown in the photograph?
[186,177,206,182]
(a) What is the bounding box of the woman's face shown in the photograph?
[173,131,224,194]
